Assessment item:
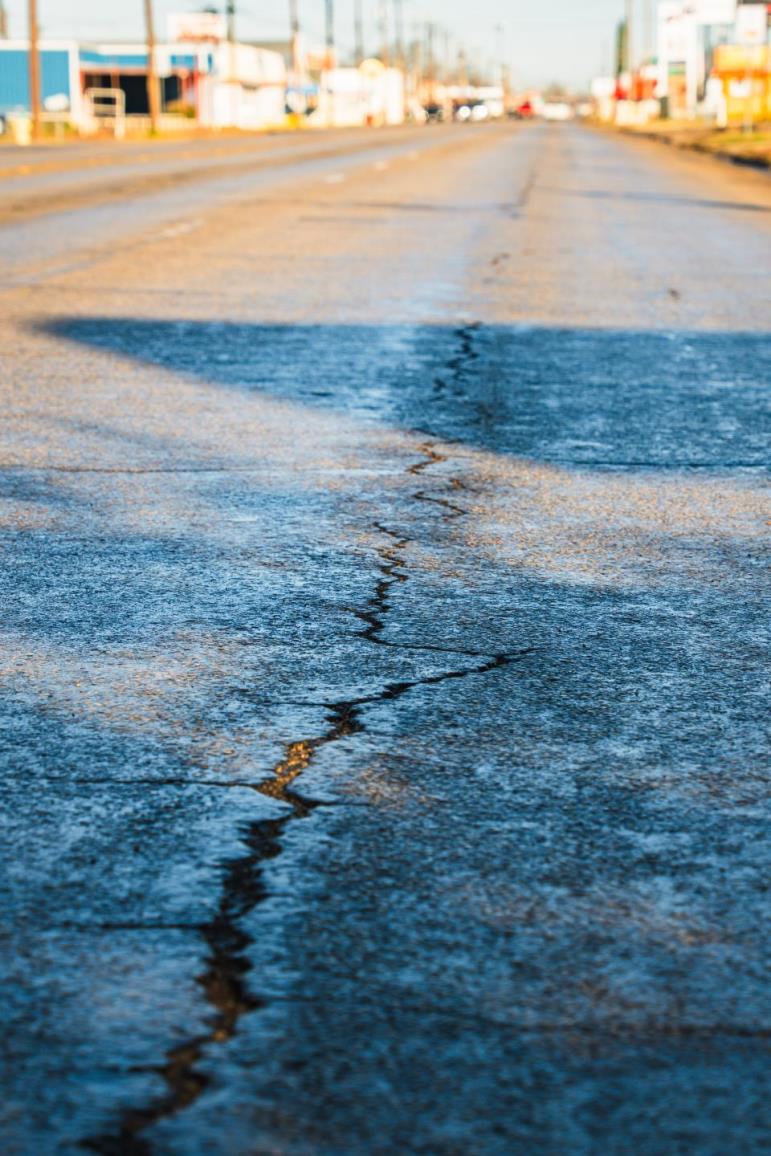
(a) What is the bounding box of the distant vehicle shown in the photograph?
[453,100,489,123]
[423,102,444,123]
[511,100,535,120]
[541,102,574,122]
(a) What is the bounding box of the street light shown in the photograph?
[28,0,41,139]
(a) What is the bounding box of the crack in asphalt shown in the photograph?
[85,650,533,1155]
[510,164,538,218]
[83,354,530,1154]
[432,322,482,404]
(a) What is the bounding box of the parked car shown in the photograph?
[423,102,444,123]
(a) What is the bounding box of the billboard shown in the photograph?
[692,0,737,23]
[735,4,768,46]
[167,12,227,43]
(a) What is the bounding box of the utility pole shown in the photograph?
[325,0,334,66]
[354,0,363,64]
[495,23,507,108]
[393,0,404,69]
[625,0,634,83]
[28,0,41,139]
[289,0,301,75]
[225,0,238,124]
[379,0,389,66]
[458,47,468,95]
[143,0,160,133]
[425,21,435,103]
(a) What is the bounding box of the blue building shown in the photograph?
[0,40,80,118]
[0,38,287,130]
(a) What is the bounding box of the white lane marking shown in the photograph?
[325,172,346,184]
[159,218,202,239]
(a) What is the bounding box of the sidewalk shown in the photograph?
[620,120,771,169]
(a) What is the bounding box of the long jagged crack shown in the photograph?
[85,353,519,1154]
[432,322,482,402]
[349,431,476,653]
[348,522,409,645]
[85,646,532,1155]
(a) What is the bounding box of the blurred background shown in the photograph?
[0,0,769,156]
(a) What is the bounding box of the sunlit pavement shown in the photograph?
[1,123,769,1154]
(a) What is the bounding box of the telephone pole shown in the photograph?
[289,0,301,74]
[28,0,41,139]
[143,0,160,132]
[379,0,389,66]
[354,0,364,63]
[393,0,404,68]
[325,0,335,65]
[625,0,634,78]
[425,21,435,102]
[495,23,507,106]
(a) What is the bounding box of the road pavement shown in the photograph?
[0,123,769,1155]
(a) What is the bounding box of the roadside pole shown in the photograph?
[226,0,238,127]
[625,0,634,90]
[495,22,507,112]
[354,0,364,64]
[325,0,334,127]
[28,0,41,140]
[143,0,160,133]
[289,0,301,74]
[393,0,405,66]
[393,0,407,122]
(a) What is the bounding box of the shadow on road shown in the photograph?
[1,315,768,1152]
[42,318,771,468]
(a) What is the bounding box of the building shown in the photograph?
[656,0,769,120]
[0,38,286,132]
[0,40,83,124]
[311,59,405,128]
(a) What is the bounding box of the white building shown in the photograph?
[311,60,405,128]
[200,42,286,129]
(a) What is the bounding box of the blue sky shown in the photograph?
[4,1,637,88]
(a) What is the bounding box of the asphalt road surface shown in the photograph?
[1,123,769,1155]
